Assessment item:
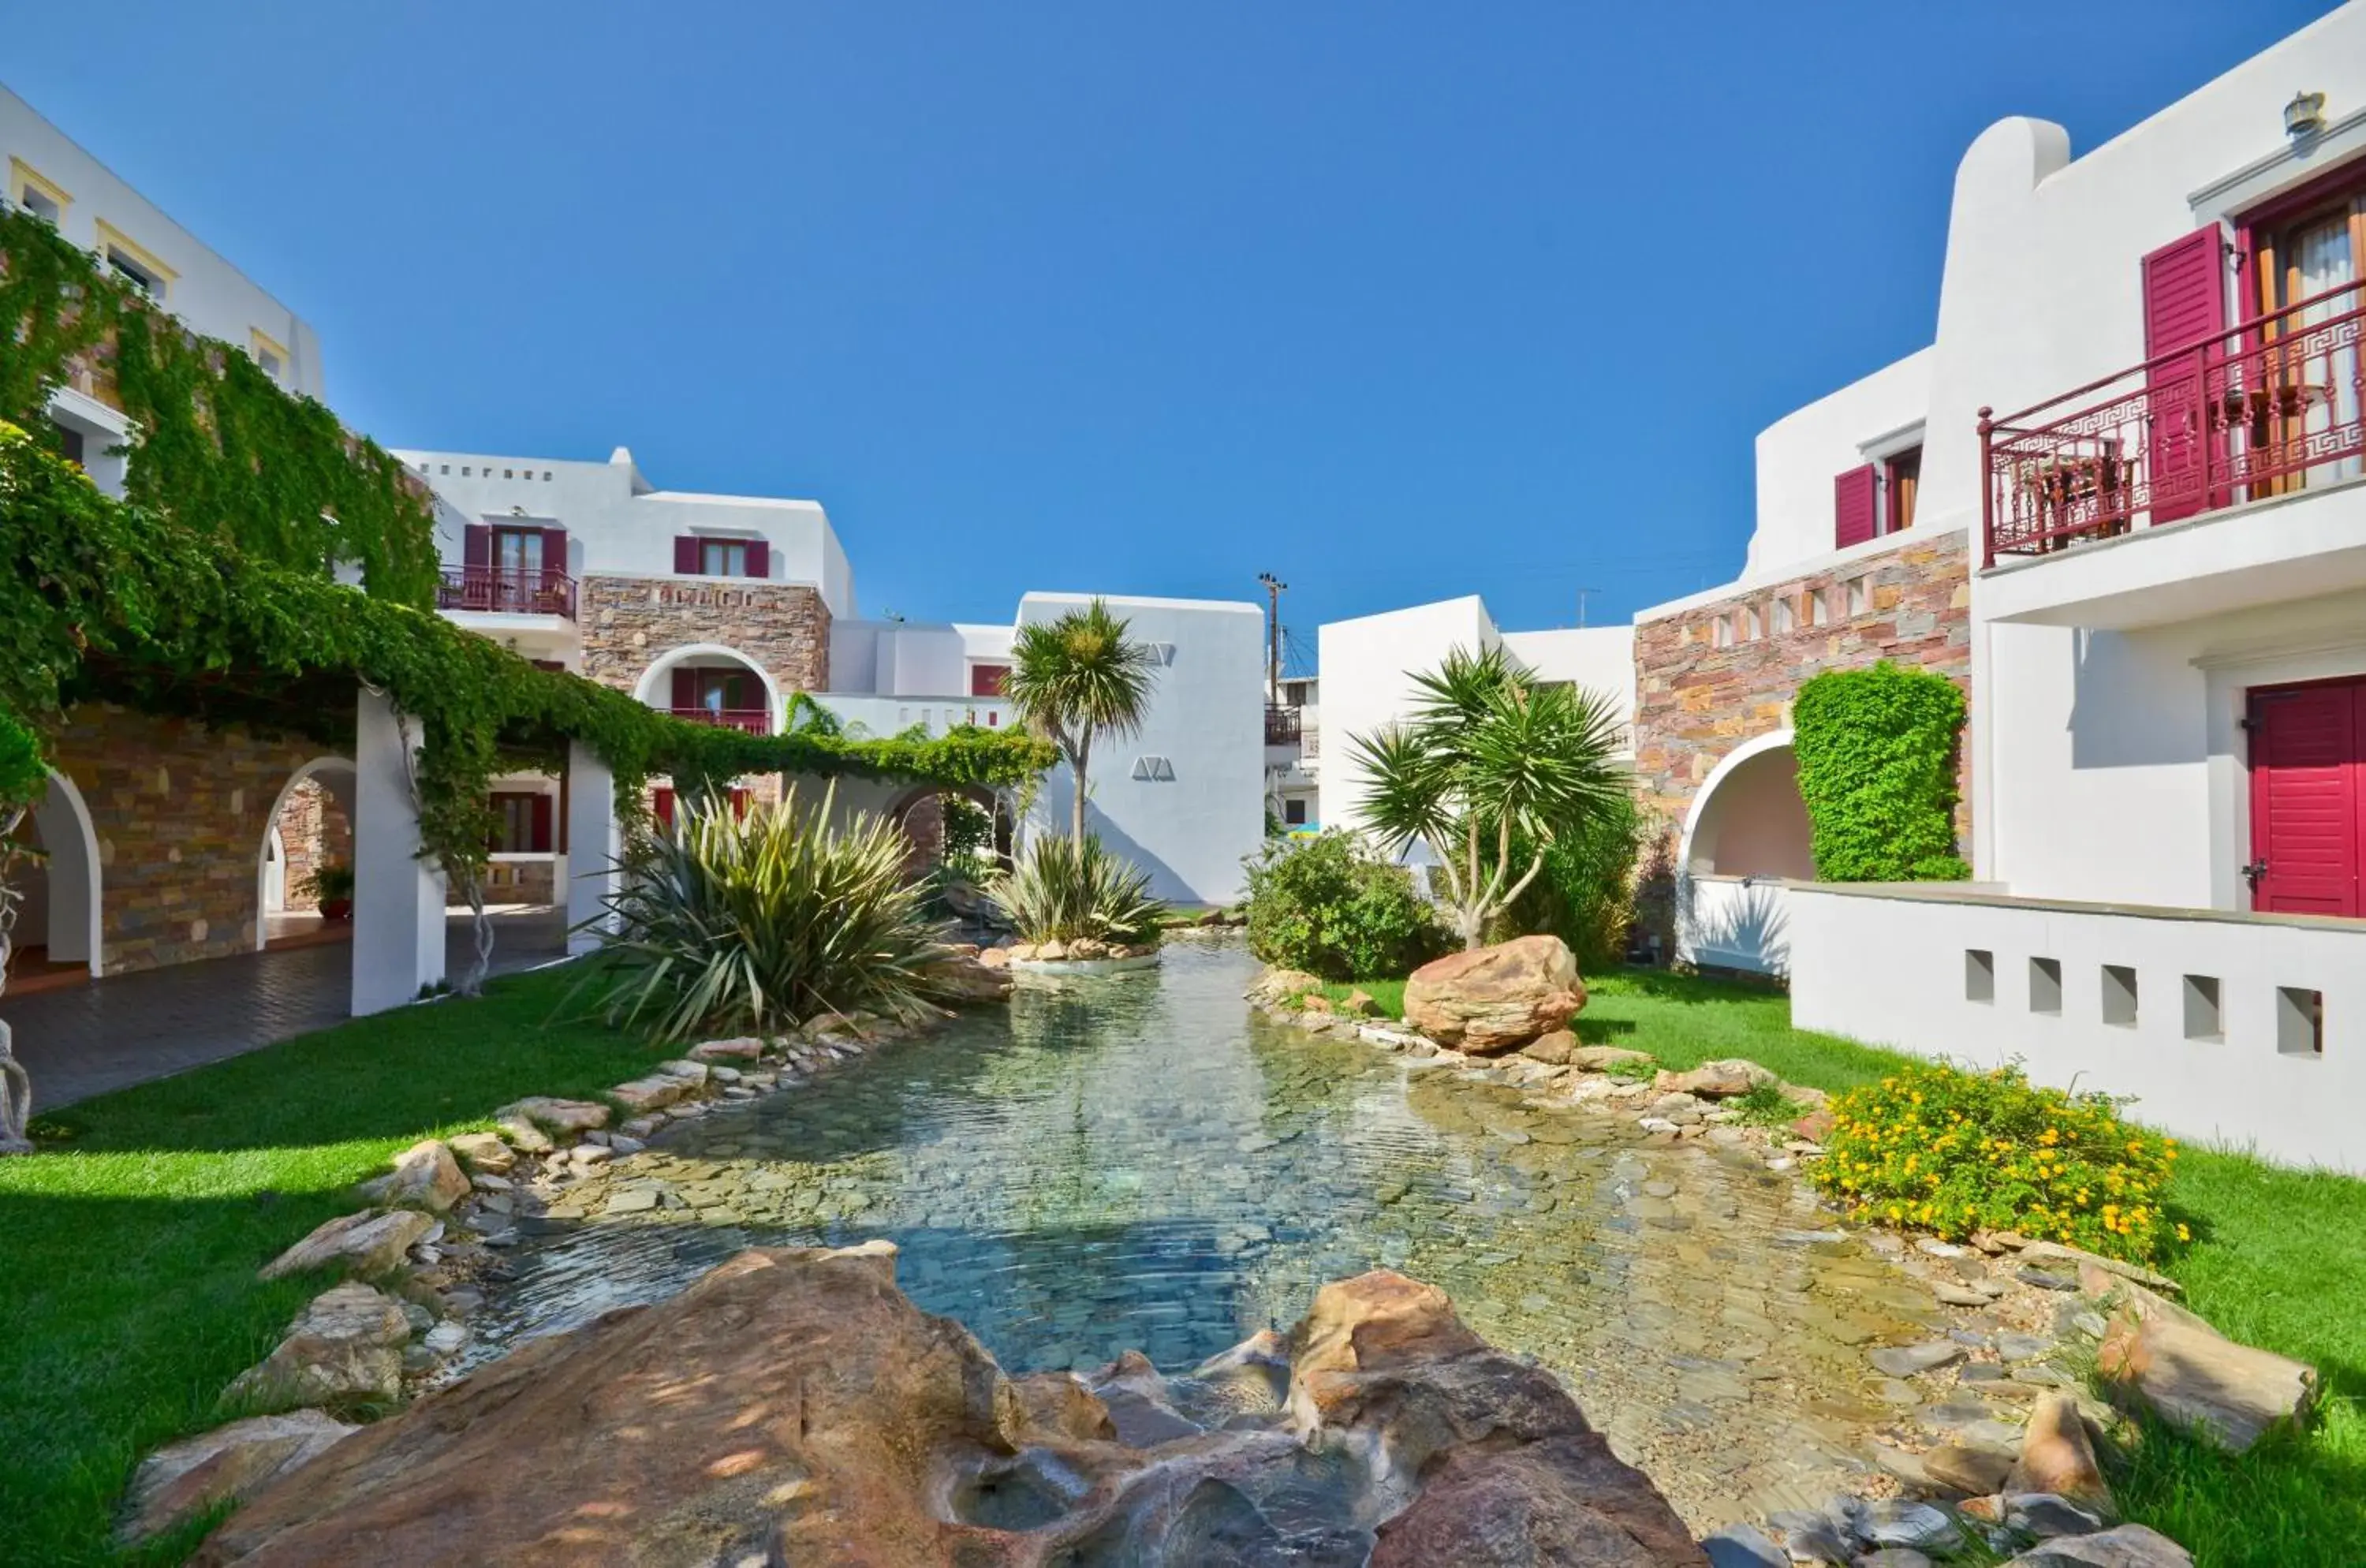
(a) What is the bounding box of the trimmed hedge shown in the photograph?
[1792,662,1968,882]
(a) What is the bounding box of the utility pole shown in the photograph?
[1257,573,1287,705]
[1574,587,1600,629]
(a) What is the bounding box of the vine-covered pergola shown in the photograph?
[0,207,1052,1152]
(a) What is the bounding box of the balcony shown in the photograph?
[808,694,1014,737]
[1263,705,1302,745]
[1980,282,2366,630]
[670,706,772,734]
[436,565,578,619]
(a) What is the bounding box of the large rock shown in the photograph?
[443,1131,514,1175]
[2093,1279,2316,1451]
[498,1096,610,1135]
[222,1283,412,1411]
[924,952,1017,1004]
[258,1209,435,1281]
[1402,936,1586,1055]
[356,1139,470,1213]
[2006,1524,2192,1566]
[606,1073,696,1114]
[1521,1029,1579,1065]
[1248,967,1325,1003]
[2007,1392,2111,1506]
[118,1411,358,1547]
[1651,1060,1773,1099]
[196,1252,1704,1568]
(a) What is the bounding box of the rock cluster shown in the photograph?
[1005,937,1161,964]
[187,1247,1707,1566]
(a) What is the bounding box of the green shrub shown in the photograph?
[990,834,1166,944]
[1792,661,1969,881]
[1242,831,1450,982]
[1809,1060,2184,1264]
[939,793,996,865]
[591,785,951,1040]
[1502,790,1643,969]
[298,861,356,904]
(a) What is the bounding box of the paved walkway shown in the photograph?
[6,909,570,1110]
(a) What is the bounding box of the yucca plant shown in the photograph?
[587,784,953,1041]
[988,833,1166,945]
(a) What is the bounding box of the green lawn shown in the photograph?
[0,963,668,1568]
[1332,963,2366,1567]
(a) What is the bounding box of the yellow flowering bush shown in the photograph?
[1808,1062,2181,1264]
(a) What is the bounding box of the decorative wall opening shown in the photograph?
[2183,974,2224,1043]
[1965,948,1995,1003]
[1685,743,1815,879]
[2277,985,2325,1057]
[2101,964,2139,1029]
[2029,957,2063,1015]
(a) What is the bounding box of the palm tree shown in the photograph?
[1005,599,1160,845]
[1347,646,1627,950]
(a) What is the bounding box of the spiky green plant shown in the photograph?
[1004,599,1161,844]
[989,833,1166,945]
[587,784,953,1041]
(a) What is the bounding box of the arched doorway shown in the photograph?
[633,644,782,735]
[1676,731,1811,976]
[886,783,1012,877]
[258,758,357,950]
[3,770,102,988]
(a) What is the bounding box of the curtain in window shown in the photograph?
[2292,213,2360,486]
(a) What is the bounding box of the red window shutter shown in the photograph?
[1834,465,1879,549]
[540,527,567,574]
[745,539,769,579]
[670,668,697,711]
[729,787,752,819]
[530,793,554,854]
[2248,679,2364,917]
[653,787,675,829]
[971,663,1008,697]
[2141,226,2229,526]
[463,523,491,567]
[674,536,700,573]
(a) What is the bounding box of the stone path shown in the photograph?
[8,909,568,1108]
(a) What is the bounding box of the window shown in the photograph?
[970,663,1009,697]
[250,330,288,383]
[701,539,748,577]
[686,668,763,714]
[1284,798,1308,826]
[1883,446,1922,533]
[491,526,544,574]
[1283,681,1307,706]
[488,791,552,853]
[9,159,69,225]
[95,223,175,301]
[52,423,84,468]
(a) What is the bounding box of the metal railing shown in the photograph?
[1263,705,1303,745]
[670,706,772,734]
[435,565,579,618]
[1983,280,2364,566]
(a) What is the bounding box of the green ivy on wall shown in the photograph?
[1791,660,1969,882]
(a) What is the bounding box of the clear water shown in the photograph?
[472,942,1935,1527]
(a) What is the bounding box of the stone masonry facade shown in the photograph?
[273,775,351,914]
[1632,526,1972,843]
[578,576,830,706]
[49,706,346,975]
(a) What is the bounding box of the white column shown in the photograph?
[352,688,446,1015]
[565,741,621,956]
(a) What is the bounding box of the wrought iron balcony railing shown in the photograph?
[670,705,772,734]
[435,565,578,619]
[1263,704,1303,745]
[1983,280,2364,566]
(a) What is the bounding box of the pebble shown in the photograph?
[1700,1523,1787,1568]
[1868,1340,1965,1377]
[2016,1267,2078,1291]
[1861,1499,1961,1551]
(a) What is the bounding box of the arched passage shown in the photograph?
[885,782,1011,874]
[257,757,357,949]
[1681,731,1816,879]
[6,769,103,983]
[633,644,782,734]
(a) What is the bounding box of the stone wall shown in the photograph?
[1632,527,1972,844]
[49,705,346,974]
[578,575,830,704]
[273,776,352,913]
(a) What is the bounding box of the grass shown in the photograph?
[0,962,669,1568]
[1316,962,2366,1567]
[1316,978,1405,1018]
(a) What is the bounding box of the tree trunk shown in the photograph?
[1069,741,1090,846]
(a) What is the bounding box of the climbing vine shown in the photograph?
[1791,661,1969,882]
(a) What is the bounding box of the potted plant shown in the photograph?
[302,862,356,921]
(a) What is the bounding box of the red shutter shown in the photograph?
[670,668,697,712]
[1834,464,1879,548]
[745,539,769,579]
[2141,226,2230,526]
[674,536,700,573]
[729,787,752,820]
[530,793,554,854]
[971,663,1009,697]
[2248,678,2366,917]
[463,523,491,567]
[653,787,676,829]
[540,527,567,575]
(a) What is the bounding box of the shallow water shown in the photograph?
[473,943,1936,1527]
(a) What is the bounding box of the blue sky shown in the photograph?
[8,3,2334,655]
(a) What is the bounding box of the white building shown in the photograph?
[1683,6,2366,1170]
[3,83,326,495]
[1315,596,1637,837]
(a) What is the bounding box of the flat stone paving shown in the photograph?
[7,909,568,1109]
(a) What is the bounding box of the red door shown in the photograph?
[2248,678,2366,916]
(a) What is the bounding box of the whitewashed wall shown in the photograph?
[2,85,326,398]
[1019,592,1265,906]
[1789,883,2366,1173]
[1497,625,1639,737]
[1315,598,1496,835]
[395,446,858,618]
[1678,875,1792,978]
[1745,349,1935,579]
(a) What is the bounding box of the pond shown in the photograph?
[472,943,1935,1529]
